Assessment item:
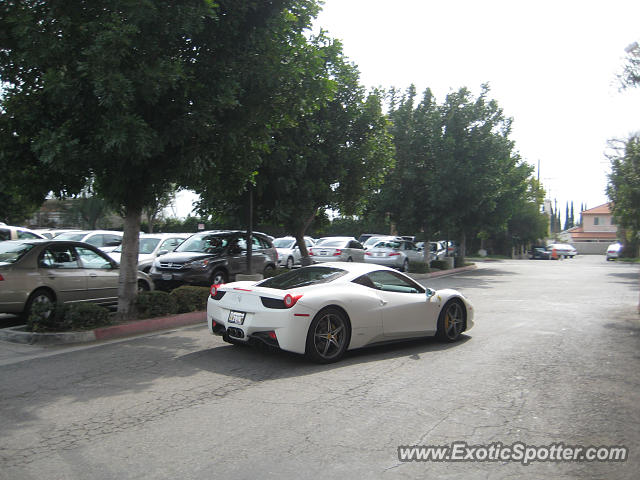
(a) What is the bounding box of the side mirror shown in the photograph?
[425,288,436,299]
[157,250,169,256]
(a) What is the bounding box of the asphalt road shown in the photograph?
[0,255,638,479]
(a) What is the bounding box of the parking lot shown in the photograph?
[0,255,638,479]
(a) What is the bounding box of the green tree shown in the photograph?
[201,37,394,265]
[0,0,323,319]
[607,136,640,246]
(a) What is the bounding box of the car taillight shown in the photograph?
[333,249,342,256]
[0,274,4,281]
[284,293,303,308]
[365,252,372,256]
[210,284,220,296]
[309,248,314,255]
[389,252,400,256]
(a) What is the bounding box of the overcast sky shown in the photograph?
[175,1,640,220]
[313,0,640,218]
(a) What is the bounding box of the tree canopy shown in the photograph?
[0,0,325,317]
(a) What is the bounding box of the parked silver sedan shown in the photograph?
[364,239,424,272]
[309,237,365,263]
[0,240,154,318]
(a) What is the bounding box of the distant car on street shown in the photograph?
[546,243,577,258]
[529,246,551,260]
[606,243,622,261]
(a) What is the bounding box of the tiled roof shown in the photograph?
[582,202,612,215]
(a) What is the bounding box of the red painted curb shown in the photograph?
[94,311,206,341]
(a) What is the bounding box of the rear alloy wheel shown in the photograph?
[24,289,55,320]
[211,269,228,285]
[436,299,465,342]
[305,308,351,363]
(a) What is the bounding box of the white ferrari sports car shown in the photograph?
[207,263,474,363]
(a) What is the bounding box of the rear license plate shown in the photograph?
[162,273,172,280]
[228,311,246,325]
[320,251,328,255]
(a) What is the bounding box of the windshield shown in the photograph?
[175,233,229,253]
[113,238,165,254]
[321,240,346,248]
[364,236,388,247]
[54,232,86,241]
[373,241,400,249]
[0,242,35,264]
[273,239,295,249]
[259,266,347,290]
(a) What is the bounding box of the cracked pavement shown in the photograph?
[0,255,638,479]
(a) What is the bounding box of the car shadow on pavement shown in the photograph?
[177,335,472,381]
[607,271,639,286]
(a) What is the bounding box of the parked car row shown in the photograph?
[528,243,578,260]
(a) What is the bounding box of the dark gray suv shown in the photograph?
[149,231,277,290]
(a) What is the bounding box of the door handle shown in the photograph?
[379,299,388,306]
[89,273,98,278]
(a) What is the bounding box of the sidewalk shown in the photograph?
[0,264,476,346]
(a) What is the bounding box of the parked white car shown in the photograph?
[53,230,124,253]
[364,239,423,272]
[273,236,315,269]
[546,243,577,258]
[362,235,403,250]
[108,233,190,272]
[606,243,622,261]
[0,224,45,242]
[309,237,365,263]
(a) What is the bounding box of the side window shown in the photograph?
[0,228,10,241]
[160,238,181,251]
[76,247,113,269]
[251,236,262,250]
[305,239,314,248]
[86,234,104,247]
[353,241,364,250]
[594,217,600,226]
[104,234,122,246]
[367,270,424,294]
[40,245,80,269]
[18,230,40,239]
[352,274,377,289]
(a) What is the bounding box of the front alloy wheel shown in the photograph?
[436,299,465,342]
[305,308,350,363]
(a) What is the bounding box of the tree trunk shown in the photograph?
[116,205,142,321]
[459,231,466,266]
[296,212,317,267]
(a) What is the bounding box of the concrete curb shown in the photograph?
[0,311,206,345]
[408,263,477,280]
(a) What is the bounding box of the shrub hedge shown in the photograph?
[27,302,112,332]
[170,286,211,313]
[135,291,178,319]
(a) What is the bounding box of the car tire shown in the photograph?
[402,259,409,272]
[305,307,351,364]
[211,269,228,285]
[137,280,150,292]
[346,257,353,262]
[24,288,55,320]
[436,299,465,342]
[286,257,294,269]
[263,264,275,276]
